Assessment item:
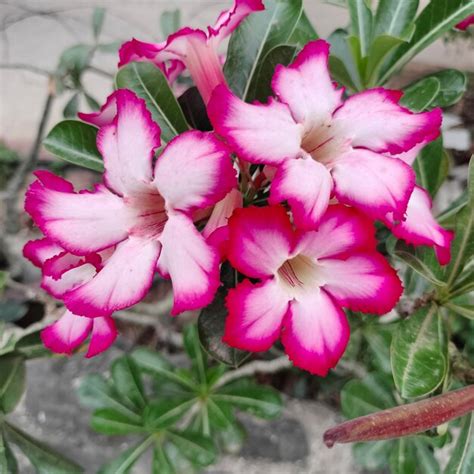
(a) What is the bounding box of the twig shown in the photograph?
[88,65,113,79]
[4,77,55,234]
[214,356,292,389]
[0,63,51,77]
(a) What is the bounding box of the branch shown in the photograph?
[323,385,474,447]
[0,63,51,77]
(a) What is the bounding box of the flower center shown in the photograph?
[277,254,326,298]
[126,190,168,238]
[301,121,348,165]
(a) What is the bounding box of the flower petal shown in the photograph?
[281,289,349,376]
[331,148,415,220]
[333,88,442,155]
[224,278,289,352]
[321,253,403,315]
[158,213,220,315]
[269,157,333,229]
[210,0,265,41]
[208,85,302,165]
[202,188,243,238]
[42,263,97,299]
[384,186,454,265]
[153,131,236,213]
[97,89,161,196]
[118,38,162,67]
[41,310,92,356]
[86,316,118,358]
[23,238,63,268]
[227,205,293,279]
[78,91,118,127]
[294,204,377,260]
[272,40,343,131]
[25,172,130,254]
[42,251,101,279]
[64,237,161,317]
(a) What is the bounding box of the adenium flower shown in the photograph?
[25,89,236,317]
[223,205,403,375]
[119,0,265,103]
[455,15,474,30]
[208,40,442,230]
[23,237,117,357]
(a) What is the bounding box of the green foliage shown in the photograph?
[444,413,474,474]
[78,325,282,472]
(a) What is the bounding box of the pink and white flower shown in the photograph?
[455,15,474,30]
[208,40,442,230]
[25,90,236,317]
[118,0,265,103]
[23,238,117,357]
[223,205,403,375]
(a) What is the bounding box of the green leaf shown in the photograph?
[115,62,188,144]
[91,408,146,435]
[83,92,100,111]
[57,44,92,80]
[288,10,318,46]
[224,0,303,101]
[0,301,27,323]
[14,329,52,359]
[341,373,395,419]
[131,347,196,391]
[413,439,440,474]
[348,0,373,57]
[364,324,393,374]
[98,436,154,474]
[198,289,250,368]
[4,422,83,473]
[0,432,18,474]
[167,430,216,467]
[76,373,141,420]
[214,380,282,419]
[444,413,474,474]
[111,356,146,410]
[374,0,419,37]
[152,445,175,474]
[401,77,441,112]
[413,139,449,197]
[394,242,446,286]
[445,302,474,320]
[390,438,417,474]
[43,120,103,171]
[391,304,447,398]
[353,440,394,470]
[63,93,80,119]
[0,355,25,413]
[253,44,298,102]
[160,9,180,39]
[183,324,207,384]
[92,7,106,40]
[429,69,468,108]
[378,0,474,84]
[144,398,195,430]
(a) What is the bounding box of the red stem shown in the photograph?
[323,385,474,448]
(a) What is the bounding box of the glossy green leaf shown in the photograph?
[445,302,474,320]
[131,347,196,391]
[198,289,249,368]
[413,439,441,474]
[76,373,141,420]
[224,0,303,100]
[413,139,449,197]
[183,324,207,383]
[111,356,146,410]
[14,329,52,359]
[167,430,216,467]
[390,438,417,474]
[115,62,188,144]
[4,422,83,473]
[253,44,297,102]
[152,445,175,474]
[428,69,468,108]
[394,241,445,286]
[214,380,282,419]
[363,324,393,374]
[0,355,25,413]
[288,10,318,46]
[444,413,474,474]
[401,77,441,112]
[43,120,103,171]
[341,373,395,419]
[92,7,106,40]
[91,408,146,435]
[353,440,394,470]
[378,0,474,84]
[438,190,468,227]
[144,398,195,430]
[391,304,447,398]
[160,9,180,39]
[374,0,419,37]
[98,436,154,474]
[348,0,373,56]
[328,29,361,91]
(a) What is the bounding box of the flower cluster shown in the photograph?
[24,1,453,375]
